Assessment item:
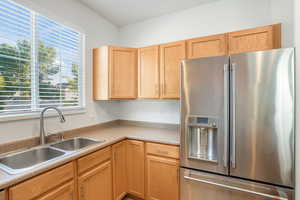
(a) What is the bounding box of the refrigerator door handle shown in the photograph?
[183,175,288,200]
[223,64,229,168]
[231,63,237,168]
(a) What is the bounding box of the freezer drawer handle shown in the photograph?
[183,175,288,200]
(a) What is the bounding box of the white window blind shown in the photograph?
[0,0,83,117]
[0,0,32,113]
[36,15,81,108]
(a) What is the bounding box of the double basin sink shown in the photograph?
[0,137,105,174]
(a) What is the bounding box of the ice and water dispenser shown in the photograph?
[187,116,218,163]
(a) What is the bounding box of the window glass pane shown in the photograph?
[36,15,81,109]
[0,0,32,114]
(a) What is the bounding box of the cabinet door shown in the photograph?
[78,161,112,200]
[138,46,160,98]
[109,46,137,99]
[228,24,281,54]
[160,41,186,99]
[126,140,145,198]
[146,155,179,200]
[187,34,228,59]
[37,181,75,200]
[112,141,127,200]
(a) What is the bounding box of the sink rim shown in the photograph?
[50,137,105,151]
[0,137,104,175]
[0,146,70,175]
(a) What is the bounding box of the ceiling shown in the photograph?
[78,0,218,27]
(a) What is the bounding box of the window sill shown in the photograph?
[0,108,87,123]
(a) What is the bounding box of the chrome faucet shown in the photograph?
[40,107,66,145]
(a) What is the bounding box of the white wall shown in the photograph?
[118,100,180,124]
[119,0,294,47]
[270,0,294,47]
[118,0,294,124]
[0,0,120,144]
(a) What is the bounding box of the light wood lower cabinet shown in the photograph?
[9,162,75,200]
[146,155,179,200]
[126,140,145,198]
[78,161,112,200]
[7,141,179,200]
[36,181,75,200]
[112,141,127,200]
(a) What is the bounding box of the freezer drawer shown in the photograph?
[181,168,294,200]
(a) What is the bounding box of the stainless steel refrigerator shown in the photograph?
[180,48,295,200]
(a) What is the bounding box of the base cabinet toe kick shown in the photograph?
[180,168,294,200]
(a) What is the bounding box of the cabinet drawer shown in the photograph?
[78,146,111,175]
[37,181,75,200]
[146,143,179,159]
[9,162,74,200]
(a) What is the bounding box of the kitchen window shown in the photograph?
[0,0,84,118]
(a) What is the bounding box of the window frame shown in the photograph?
[0,0,86,121]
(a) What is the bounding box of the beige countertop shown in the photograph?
[0,123,179,190]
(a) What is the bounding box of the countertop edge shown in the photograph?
[0,134,179,190]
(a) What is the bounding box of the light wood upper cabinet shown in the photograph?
[36,181,75,200]
[160,41,186,99]
[93,46,137,100]
[94,24,281,100]
[126,140,145,198]
[228,24,281,54]
[187,34,228,59]
[78,161,113,200]
[112,141,127,200]
[146,155,179,200]
[138,46,160,98]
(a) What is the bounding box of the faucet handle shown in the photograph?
[47,132,64,142]
[57,133,65,141]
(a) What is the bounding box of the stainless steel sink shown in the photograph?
[0,137,103,174]
[50,137,104,151]
[0,147,66,174]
